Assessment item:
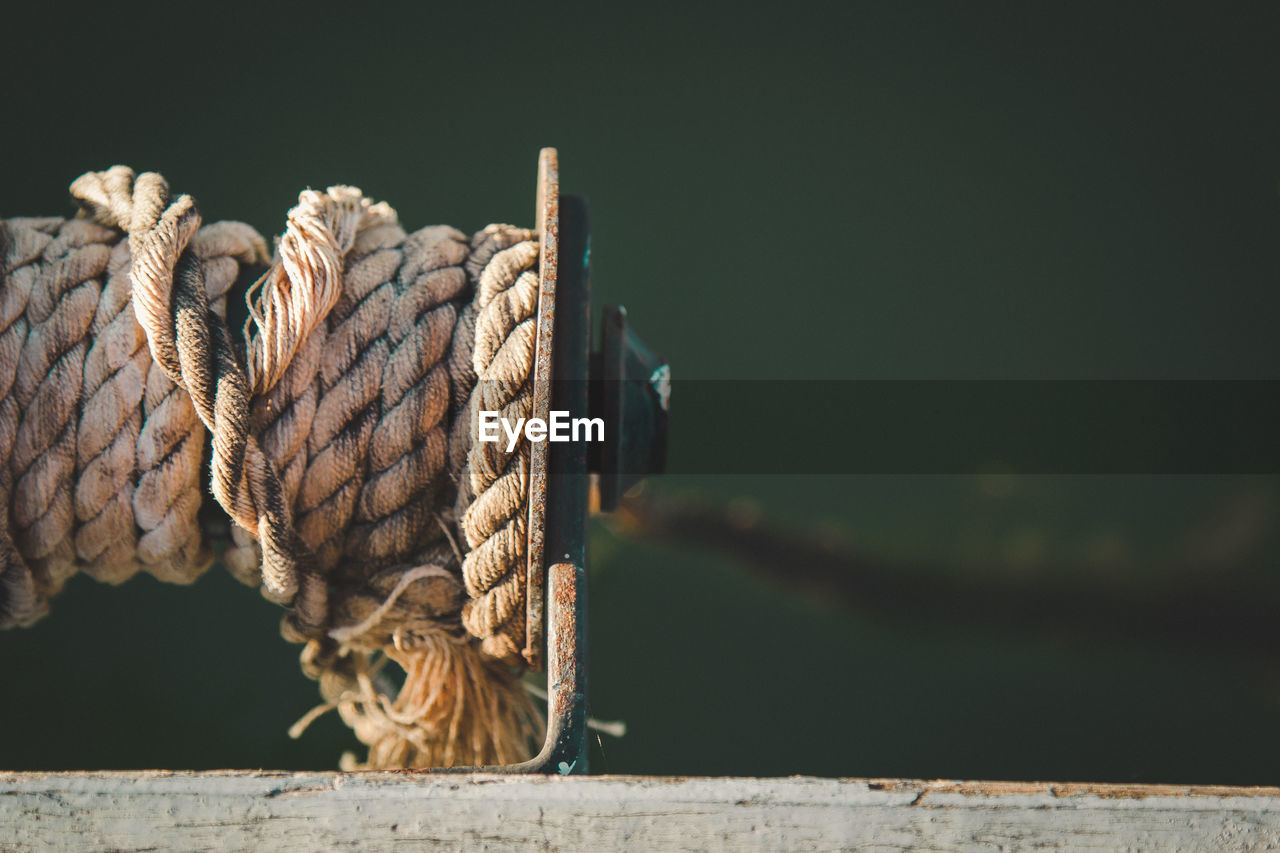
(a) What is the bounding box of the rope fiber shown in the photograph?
[0,166,543,768]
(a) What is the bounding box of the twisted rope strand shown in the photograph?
[0,218,58,626]
[12,220,113,596]
[71,167,324,623]
[244,190,396,587]
[295,219,404,576]
[244,186,394,396]
[349,225,470,568]
[459,227,539,661]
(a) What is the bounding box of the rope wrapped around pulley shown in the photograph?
[0,166,543,768]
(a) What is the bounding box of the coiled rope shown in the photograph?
[0,166,543,768]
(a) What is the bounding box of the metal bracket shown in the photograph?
[461,148,667,774]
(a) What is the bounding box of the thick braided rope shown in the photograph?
[0,216,262,623]
[0,217,61,626]
[12,219,114,601]
[349,226,470,567]
[71,167,328,630]
[84,223,262,586]
[233,191,398,588]
[294,217,405,576]
[271,221,542,765]
[459,226,540,661]
[0,167,543,766]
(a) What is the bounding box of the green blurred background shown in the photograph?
[2,1,1279,782]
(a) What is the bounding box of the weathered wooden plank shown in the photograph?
[2,773,1279,851]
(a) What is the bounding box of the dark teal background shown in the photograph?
[2,1,1279,781]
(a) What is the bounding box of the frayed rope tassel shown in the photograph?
[291,564,544,768]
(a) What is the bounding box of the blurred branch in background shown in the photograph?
[612,489,1280,663]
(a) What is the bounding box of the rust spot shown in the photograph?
[547,561,578,722]
[522,148,559,672]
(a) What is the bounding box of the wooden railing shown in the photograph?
[3,772,1278,850]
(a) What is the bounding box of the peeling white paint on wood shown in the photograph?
[2,773,1279,851]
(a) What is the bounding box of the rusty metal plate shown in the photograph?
[524,148,559,670]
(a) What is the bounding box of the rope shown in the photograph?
[0,166,543,768]
[459,226,540,660]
